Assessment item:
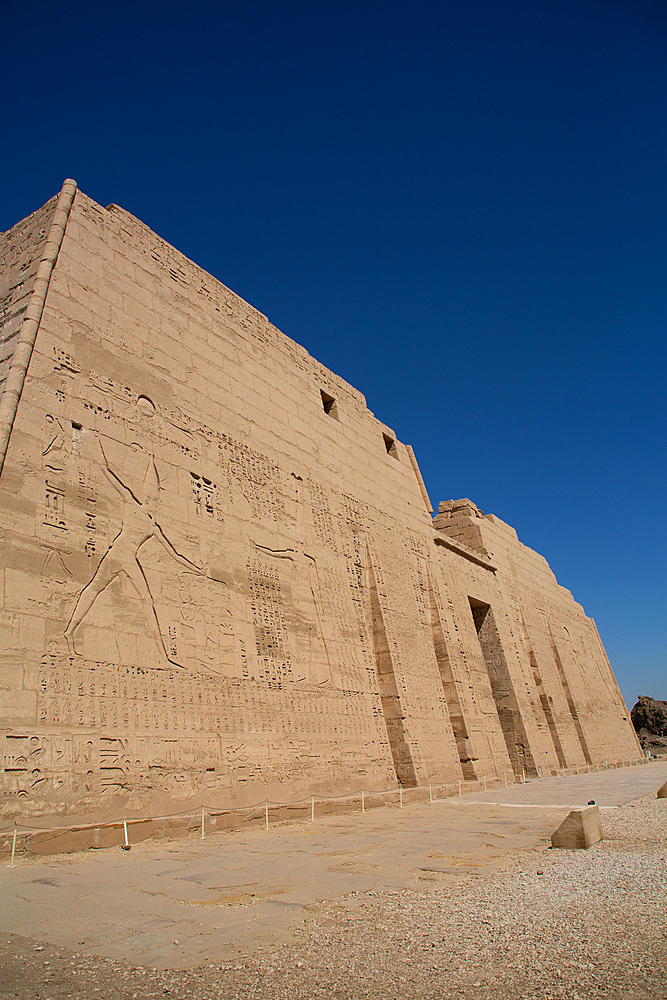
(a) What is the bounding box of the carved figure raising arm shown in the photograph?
[65,432,202,668]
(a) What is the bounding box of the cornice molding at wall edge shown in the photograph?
[433,530,497,571]
[0,178,78,477]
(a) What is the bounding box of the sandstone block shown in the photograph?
[551,805,603,849]
[657,780,667,799]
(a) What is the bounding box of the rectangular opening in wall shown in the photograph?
[320,390,339,420]
[469,597,537,777]
[383,433,398,459]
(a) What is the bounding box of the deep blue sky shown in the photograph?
[1,0,665,706]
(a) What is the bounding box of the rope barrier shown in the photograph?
[0,755,655,860]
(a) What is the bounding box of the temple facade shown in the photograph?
[0,181,640,819]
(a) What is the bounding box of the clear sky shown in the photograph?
[1,0,665,707]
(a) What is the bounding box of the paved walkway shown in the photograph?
[1,762,665,971]
[446,761,667,808]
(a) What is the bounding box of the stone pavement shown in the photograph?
[445,761,667,808]
[1,762,665,971]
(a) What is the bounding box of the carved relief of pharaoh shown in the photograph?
[64,427,203,669]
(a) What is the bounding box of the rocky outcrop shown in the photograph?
[631,696,667,756]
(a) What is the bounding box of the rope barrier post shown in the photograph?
[9,822,17,868]
[429,783,432,803]
[458,779,461,798]
[265,801,269,830]
[483,775,486,792]
[399,786,403,808]
[522,770,526,784]
[311,796,315,822]
[122,817,130,850]
[201,806,205,840]
[361,789,365,815]
[504,773,508,788]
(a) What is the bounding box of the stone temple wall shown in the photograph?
[0,194,59,393]
[0,182,641,821]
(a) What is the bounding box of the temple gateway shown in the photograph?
[0,181,641,820]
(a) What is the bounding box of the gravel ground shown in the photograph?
[1,794,665,1000]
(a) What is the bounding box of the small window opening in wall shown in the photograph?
[320,390,339,420]
[383,433,398,459]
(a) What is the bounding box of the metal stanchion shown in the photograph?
[361,790,365,815]
[265,801,269,830]
[483,775,487,791]
[311,796,315,822]
[9,823,17,867]
[429,783,433,803]
[201,806,205,840]
[399,787,403,809]
[458,780,461,797]
[122,817,131,850]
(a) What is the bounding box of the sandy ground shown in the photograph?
[0,763,665,999]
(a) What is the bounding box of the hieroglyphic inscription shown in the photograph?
[218,437,284,523]
[76,467,97,558]
[247,556,292,689]
[308,479,342,553]
[107,207,267,337]
[190,473,223,523]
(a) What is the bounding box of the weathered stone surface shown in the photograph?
[0,194,59,393]
[632,696,667,756]
[0,181,642,821]
[551,805,603,849]
[657,781,667,799]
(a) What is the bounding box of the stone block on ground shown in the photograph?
[657,780,667,799]
[550,804,603,849]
